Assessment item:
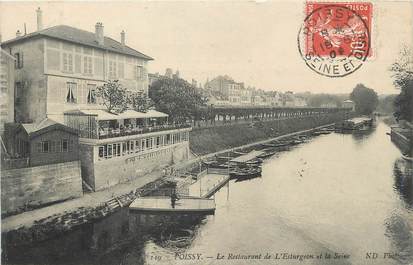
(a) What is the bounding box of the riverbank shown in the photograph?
[2,113,346,245]
[190,112,348,155]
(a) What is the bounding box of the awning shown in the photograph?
[65,109,168,120]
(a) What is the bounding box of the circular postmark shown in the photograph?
[298,4,371,78]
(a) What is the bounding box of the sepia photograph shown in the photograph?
[0,1,412,264]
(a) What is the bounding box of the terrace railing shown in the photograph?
[98,123,192,139]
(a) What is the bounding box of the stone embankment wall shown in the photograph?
[1,161,83,216]
[391,126,412,155]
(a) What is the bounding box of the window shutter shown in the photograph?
[20,52,24,68]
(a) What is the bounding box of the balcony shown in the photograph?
[98,123,191,139]
[64,109,191,140]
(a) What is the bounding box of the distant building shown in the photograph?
[0,49,15,133]
[148,72,161,86]
[165,68,173,78]
[283,92,307,107]
[343,100,355,111]
[321,102,338,108]
[205,75,251,105]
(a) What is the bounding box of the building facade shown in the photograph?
[65,109,191,191]
[205,75,252,105]
[1,9,191,192]
[1,13,153,124]
[4,118,80,168]
[0,49,15,133]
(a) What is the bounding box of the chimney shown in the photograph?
[95,22,104,45]
[36,7,43,31]
[121,30,126,46]
[16,30,22,37]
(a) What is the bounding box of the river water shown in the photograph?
[3,120,413,265]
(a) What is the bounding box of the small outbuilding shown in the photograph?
[6,118,79,167]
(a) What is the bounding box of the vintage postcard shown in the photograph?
[0,1,412,265]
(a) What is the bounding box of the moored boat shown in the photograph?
[245,158,263,166]
[257,150,277,159]
[230,166,262,180]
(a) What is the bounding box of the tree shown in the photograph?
[377,94,397,114]
[149,77,207,122]
[390,46,413,122]
[350,84,378,115]
[129,91,154,112]
[96,80,128,113]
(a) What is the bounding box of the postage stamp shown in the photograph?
[298,2,373,77]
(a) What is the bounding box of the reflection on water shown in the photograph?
[2,121,413,265]
[393,159,413,209]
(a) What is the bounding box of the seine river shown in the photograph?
[3,120,413,265]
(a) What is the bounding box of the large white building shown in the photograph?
[1,8,191,191]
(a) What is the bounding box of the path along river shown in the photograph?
[3,120,412,265]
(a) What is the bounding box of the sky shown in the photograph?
[1,0,412,95]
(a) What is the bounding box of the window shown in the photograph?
[115,143,121,156]
[41,141,50,153]
[83,56,93,74]
[63,53,73,72]
[122,142,128,155]
[14,52,23,69]
[107,144,113,158]
[15,82,22,105]
[166,134,171,145]
[109,61,117,79]
[99,146,105,158]
[135,140,141,153]
[62,139,69,152]
[66,82,77,103]
[135,66,146,80]
[141,139,146,151]
[156,136,160,147]
[87,84,96,104]
[118,62,124,78]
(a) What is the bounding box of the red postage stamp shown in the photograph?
[298,2,373,77]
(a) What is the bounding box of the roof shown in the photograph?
[0,49,16,61]
[65,109,168,120]
[1,25,153,60]
[20,118,78,138]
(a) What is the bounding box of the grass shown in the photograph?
[189,114,343,155]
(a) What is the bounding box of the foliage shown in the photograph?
[306,93,345,108]
[96,80,128,113]
[129,91,154,113]
[376,94,397,114]
[349,84,378,115]
[149,77,207,122]
[390,46,413,122]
